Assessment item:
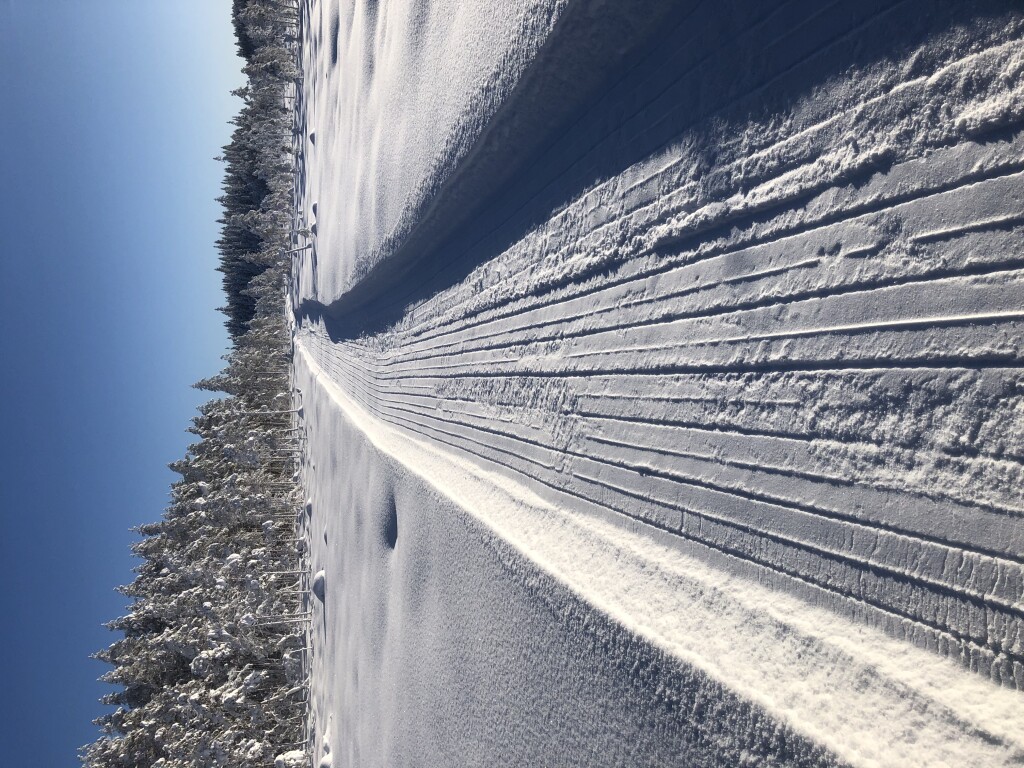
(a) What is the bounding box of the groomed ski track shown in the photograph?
[291,0,1024,764]
[296,340,1024,767]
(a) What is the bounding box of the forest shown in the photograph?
[80,1,311,766]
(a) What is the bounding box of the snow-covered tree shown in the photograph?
[82,2,311,766]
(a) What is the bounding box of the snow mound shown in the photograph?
[311,569,325,602]
[274,750,307,768]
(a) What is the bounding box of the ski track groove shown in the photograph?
[384,255,1024,365]
[301,334,1024,687]
[320,349,1024,601]
[396,156,1024,352]
[293,0,1024,708]
[309,346,1024,622]
[345,30,1024,347]
[319,334,1024,515]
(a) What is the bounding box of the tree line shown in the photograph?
[81,1,311,766]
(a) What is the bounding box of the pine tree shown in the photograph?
[82,2,311,766]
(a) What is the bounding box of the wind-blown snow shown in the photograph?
[292,0,1024,763]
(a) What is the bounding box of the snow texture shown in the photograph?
[292,0,1024,764]
[276,750,309,768]
[312,569,326,602]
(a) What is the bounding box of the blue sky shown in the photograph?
[0,2,244,762]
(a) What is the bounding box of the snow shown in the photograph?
[275,750,307,768]
[291,0,1024,763]
[311,569,326,602]
[295,341,1024,767]
[297,0,569,296]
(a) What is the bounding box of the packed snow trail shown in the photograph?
[292,0,1024,763]
[296,341,1024,767]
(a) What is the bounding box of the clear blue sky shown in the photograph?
[0,2,245,763]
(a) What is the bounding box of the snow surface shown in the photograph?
[296,0,567,295]
[295,343,1024,766]
[292,0,1024,763]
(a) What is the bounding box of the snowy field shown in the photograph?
[290,0,1024,764]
